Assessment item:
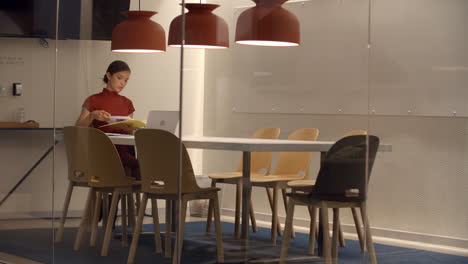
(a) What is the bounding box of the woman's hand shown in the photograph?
[119,124,135,135]
[91,110,111,122]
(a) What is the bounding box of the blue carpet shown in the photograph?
[0,221,467,263]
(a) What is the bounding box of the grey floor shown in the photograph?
[1,213,467,262]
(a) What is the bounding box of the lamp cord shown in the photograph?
[139,0,141,10]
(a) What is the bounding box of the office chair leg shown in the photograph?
[338,220,346,247]
[332,208,340,263]
[249,199,258,232]
[127,193,148,264]
[352,207,365,252]
[282,189,294,237]
[151,198,163,253]
[121,194,128,247]
[279,199,295,264]
[102,193,109,231]
[86,192,95,232]
[320,203,332,264]
[90,191,103,247]
[234,181,241,239]
[135,193,141,213]
[101,190,120,256]
[206,180,216,233]
[308,206,317,255]
[165,200,172,258]
[360,203,377,264]
[73,188,94,251]
[271,186,279,245]
[266,187,283,237]
[213,195,225,263]
[127,194,135,229]
[56,181,74,242]
[172,199,188,264]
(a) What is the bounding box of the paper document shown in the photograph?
[105,133,125,136]
[108,116,131,123]
[100,116,146,129]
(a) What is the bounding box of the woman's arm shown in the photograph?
[75,107,111,127]
[75,108,93,127]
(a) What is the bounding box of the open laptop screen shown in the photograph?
[146,110,179,134]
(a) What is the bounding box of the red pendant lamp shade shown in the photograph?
[235,0,300,47]
[112,11,166,53]
[168,4,229,49]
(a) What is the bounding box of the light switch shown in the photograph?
[13,83,22,96]
[0,84,7,96]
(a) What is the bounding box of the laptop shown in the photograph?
[146,110,179,134]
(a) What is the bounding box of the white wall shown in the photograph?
[202,0,468,249]
[0,38,56,124]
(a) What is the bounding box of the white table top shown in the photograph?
[108,135,392,152]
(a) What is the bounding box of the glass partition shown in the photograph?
[202,0,374,262]
[52,0,187,263]
[1,0,467,263]
[367,0,468,262]
[0,0,59,263]
[201,0,468,263]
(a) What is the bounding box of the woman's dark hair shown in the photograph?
[103,60,131,83]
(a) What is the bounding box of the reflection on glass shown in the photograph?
[168,3,229,49]
[1,0,467,263]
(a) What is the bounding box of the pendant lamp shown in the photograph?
[235,0,300,47]
[111,10,166,53]
[168,3,229,49]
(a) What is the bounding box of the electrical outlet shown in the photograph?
[13,83,22,96]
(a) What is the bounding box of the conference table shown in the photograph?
[109,134,392,246]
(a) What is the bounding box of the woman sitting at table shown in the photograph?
[75,60,139,179]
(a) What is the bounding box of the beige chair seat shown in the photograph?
[287,179,316,187]
[251,174,304,183]
[209,172,265,179]
[208,172,241,179]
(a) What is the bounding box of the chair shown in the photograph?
[206,128,281,239]
[71,127,141,256]
[280,135,380,264]
[250,128,319,245]
[55,126,92,243]
[128,129,224,264]
[287,130,368,252]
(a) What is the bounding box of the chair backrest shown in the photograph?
[313,135,379,202]
[63,126,89,183]
[135,129,199,194]
[342,130,367,137]
[84,127,132,187]
[235,128,281,174]
[273,128,319,177]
